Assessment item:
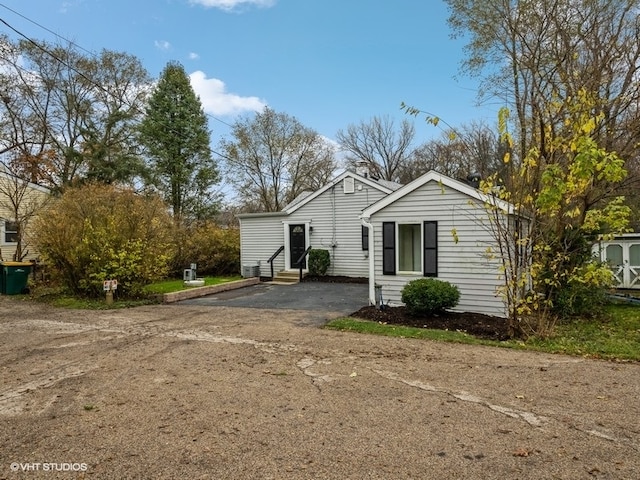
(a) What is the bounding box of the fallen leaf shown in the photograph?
[513,448,530,457]
[349,372,357,377]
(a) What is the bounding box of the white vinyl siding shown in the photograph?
[287,178,388,277]
[238,172,392,278]
[370,180,508,318]
[239,214,287,277]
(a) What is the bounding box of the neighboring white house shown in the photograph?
[593,233,640,289]
[238,170,401,279]
[0,171,51,262]
[361,170,517,318]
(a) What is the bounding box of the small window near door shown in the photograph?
[361,225,369,251]
[4,220,18,244]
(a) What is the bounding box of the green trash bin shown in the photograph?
[1,261,32,295]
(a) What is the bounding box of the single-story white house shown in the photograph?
[592,233,640,289]
[238,170,401,279]
[240,169,519,318]
[361,170,517,318]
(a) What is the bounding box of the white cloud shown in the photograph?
[59,1,82,14]
[188,52,200,60]
[188,0,276,12]
[154,40,171,51]
[189,70,266,116]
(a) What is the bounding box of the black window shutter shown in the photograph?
[424,221,437,277]
[361,225,369,251]
[382,222,396,275]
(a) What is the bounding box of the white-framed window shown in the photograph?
[398,223,421,272]
[3,220,18,244]
[383,221,437,276]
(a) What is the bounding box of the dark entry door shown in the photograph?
[289,224,306,268]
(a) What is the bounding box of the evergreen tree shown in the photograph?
[139,61,219,222]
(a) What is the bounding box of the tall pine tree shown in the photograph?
[139,61,219,222]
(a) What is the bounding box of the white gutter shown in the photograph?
[361,216,375,305]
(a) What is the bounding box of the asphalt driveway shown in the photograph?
[179,281,369,321]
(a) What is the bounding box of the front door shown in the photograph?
[289,224,306,268]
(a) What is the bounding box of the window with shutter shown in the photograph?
[423,221,437,276]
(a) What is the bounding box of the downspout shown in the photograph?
[361,215,375,306]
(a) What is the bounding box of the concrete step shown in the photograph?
[272,270,305,284]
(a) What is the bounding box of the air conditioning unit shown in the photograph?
[242,264,260,278]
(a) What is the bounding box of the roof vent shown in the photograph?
[467,172,481,188]
[343,177,355,194]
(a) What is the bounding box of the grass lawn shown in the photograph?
[142,276,242,295]
[29,276,242,309]
[326,303,640,362]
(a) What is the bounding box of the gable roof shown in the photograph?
[281,190,313,211]
[0,170,51,195]
[361,170,516,218]
[237,170,402,219]
[282,170,399,215]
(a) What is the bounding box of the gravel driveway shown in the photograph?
[0,295,638,479]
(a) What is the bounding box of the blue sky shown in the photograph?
[0,0,497,149]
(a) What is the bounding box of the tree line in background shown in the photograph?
[0,32,506,297]
[0,34,514,219]
[1,0,640,331]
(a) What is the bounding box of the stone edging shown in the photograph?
[162,277,260,303]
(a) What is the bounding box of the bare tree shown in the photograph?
[220,108,336,212]
[397,121,502,183]
[336,115,415,182]
[445,0,640,197]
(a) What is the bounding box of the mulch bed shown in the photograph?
[350,305,510,341]
[301,276,509,340]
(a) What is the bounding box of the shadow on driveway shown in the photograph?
[178,281,369,319]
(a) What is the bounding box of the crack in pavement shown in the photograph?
[165,330,298,354]
[374,368,549,427]
[295,357,335,385]
[0,363,94,416]
[373,368,640,452]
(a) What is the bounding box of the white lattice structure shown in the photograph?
[593,234,640,289]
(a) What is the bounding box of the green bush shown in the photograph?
[170,221,240,276]
[33,184,175,298]
[401,278,460,316]
[308,249,330,276]
[553,280,610,319]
